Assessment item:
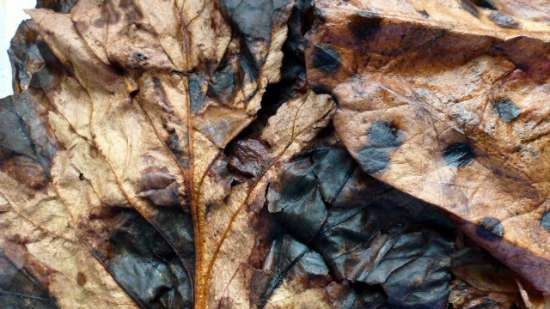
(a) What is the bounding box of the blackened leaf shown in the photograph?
[267,147,456,308]
[0,251,60,309]
[267,156,328,242]
[96,210,193,309]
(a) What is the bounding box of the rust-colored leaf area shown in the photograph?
[1,0,548,309]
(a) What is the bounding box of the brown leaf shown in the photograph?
[1,0,548,308]
[307,0,550,293]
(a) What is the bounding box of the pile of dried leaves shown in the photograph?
[0,0,548,308]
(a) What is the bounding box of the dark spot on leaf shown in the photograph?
[357,121,403,174]
[459,0,480,17]
[348,12,382,41]
[347,13,382,41]
[219,0,292,67]
[208,61,237,104]
[476,217,504,241]
[489,11,519,29]
[417,9,430,18]
[494,98,521,122]
[312,44,341,73]
[76,272,87,286]
[132,52,149,65]
[443,142,475,168]
[472,0,497,10]
[189,73,207,114]
[541,211,550,232]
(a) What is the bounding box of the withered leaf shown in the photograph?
[307,0,550,294]
[1,0,548,308]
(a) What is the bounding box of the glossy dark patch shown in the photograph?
[541,211,550,232]
[154,207,195,274]
[317,207,453,309]
[98,211,193,309]
[472,0,497,10]
[189,73,207,114]
[476,217,504,241]
[219,0,292,66]
[0,94,57,180]
[267,156,328,241]
[443,142,475,168]
[0,251,60,309]
[347,13,382,41]
[489,11,519,28]
[357,121,403,174]
[312,44,341,73]
[208,62,237,104]
[494,98,521,122]
[459,0,480,17]
[266,147,457,309]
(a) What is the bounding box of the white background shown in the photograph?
[1,0,37,98]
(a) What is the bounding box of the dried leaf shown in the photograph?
[1,0,548,308]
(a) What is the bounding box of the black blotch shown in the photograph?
[476,217,504,241]
[219,0,292,68]
[347,12,382,41]
[36,0,78,13]
[357,121,403,174]
[101,210,193,309]
[494,98,521,122]
[489,11,519,28]
[417,9,430,18]
[541,211,550,232]
[110,61,129,76]
[311,84,333,95]
[266,147,458,309]
[188,73,207,114]
[472,0,497,10]
[0,94,57,178]
[79,172,85,181]
[312,44,341,73]
[443,142,475,168]
[133,52,148,63]
[207,61,237,104]
[459,0,480,17]
[0,251,60,309]
[129,89,139,100]
[267,155,328,242]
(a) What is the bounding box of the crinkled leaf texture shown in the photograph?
[0,0,548,309]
